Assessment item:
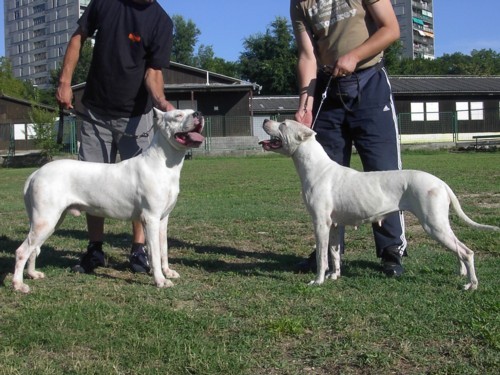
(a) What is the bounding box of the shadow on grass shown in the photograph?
[168,237,305,275]
[1,230,383,288]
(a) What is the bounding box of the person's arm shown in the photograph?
[56,26,87,109]
[333,0,400,77]
[144,67,175,112]
[294,27,317,127]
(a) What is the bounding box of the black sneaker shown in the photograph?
[381,245,404,277]
[72,242,106,274]
[296,250,317,273]
[129,243,150,273]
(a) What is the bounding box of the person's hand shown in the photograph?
[56,82,74,109]
[294,108,313,128]
[333,52,359,77]
[156,99,176,112]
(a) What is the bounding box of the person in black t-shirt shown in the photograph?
[56,0,175,274]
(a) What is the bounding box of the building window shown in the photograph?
[34,28,46,37]
[34,16,46,25]
[33,4,46,13]
[456,101,484,121]
[411,102,424,121]
[34,52,47,61]
[34,40,46,49]
[426,102,439,121]
[34,65,47,74]
[470,102,484,120]
[410,102,439,121]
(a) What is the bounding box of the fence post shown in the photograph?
[70,118,77,154]
[205,116,211,152]
[7,123,15,160]
[452,111,458,143]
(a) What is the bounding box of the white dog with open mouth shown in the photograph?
[12,109,204,293]
[260,119,499,290]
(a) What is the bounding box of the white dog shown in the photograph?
[12,109,204,293]
[260,119,499,290]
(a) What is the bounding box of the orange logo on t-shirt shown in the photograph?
[128,33,141,43]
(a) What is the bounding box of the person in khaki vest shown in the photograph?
[290,0,407,276]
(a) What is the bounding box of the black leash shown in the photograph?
[57,106,65,144]
[71,109,154,139]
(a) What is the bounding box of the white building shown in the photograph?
[3,0,90,89]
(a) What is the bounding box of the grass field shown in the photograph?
[0,151,499,374]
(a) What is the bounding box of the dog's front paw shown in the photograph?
[308,279,324,286]
[155,277,174,288]
[12,281,31,294]
[463,281,478,291]
[163,268,180,279]
[326,270,340,280]
[27,270,45,280]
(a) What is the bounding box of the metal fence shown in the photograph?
[1,110,499,157]
[397,109,500,144]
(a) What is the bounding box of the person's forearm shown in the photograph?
[347,25,400,66]
[144,68,175,111]
[56,29,85,108]
[59,31,85,86]
[297,56,317,112]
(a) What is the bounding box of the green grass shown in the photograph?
[0,151,499,374]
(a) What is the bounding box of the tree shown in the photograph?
[171,15,201,65]
[0,57,32,99]
[239,17,297,95]
[384,41,405,74]
[384,48,500,76]
[50,39,93,90]
[29,105,61,160]
[193,44,241,77]
[468,49,500,75]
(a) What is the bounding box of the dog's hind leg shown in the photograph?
[421,220,478,290]
[13,210,63,293]
[12,239,34,293]
[13,231,50,293]
[159,216,179,279]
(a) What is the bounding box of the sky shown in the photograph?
[1,0,500,61]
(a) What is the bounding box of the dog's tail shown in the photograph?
[446,185,500,231]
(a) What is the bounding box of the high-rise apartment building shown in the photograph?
[4,0,91,89]
[391,0,435,59]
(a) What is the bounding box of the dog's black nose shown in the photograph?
[193,111,203,119]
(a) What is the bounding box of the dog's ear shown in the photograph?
[296,124,316,142]
[153,108,165,127]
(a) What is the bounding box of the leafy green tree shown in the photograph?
[193,44,241,77]
[29,105,61,160]
[385,48,500,76]
[0,57,31,98]
[49,39,93,95]
[171,15,201,65]
[468,49,500,75]
[239,17,297,95]
[383,41,404,74]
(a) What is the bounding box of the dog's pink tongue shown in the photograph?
[186,132,205,145]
